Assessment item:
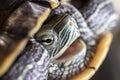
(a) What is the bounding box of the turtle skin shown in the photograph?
[47,0,118,80]
[1,39,50,80]
[0,0,118,80]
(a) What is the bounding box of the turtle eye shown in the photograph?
[39,35,54,46]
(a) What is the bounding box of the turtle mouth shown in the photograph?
[52,38,86,63]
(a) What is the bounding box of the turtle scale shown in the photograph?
[0,0,118,80]
[47,0,118,79]
[0,0,25,26]
[2,39,50,80]
[70,0,118,35]
[0,1,51,77]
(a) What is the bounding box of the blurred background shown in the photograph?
[92,0,120,80]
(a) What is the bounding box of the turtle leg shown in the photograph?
[0,1,51,76]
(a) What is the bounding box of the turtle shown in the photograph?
[0,0,118,80]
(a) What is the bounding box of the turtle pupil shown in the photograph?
[40,36,54,46]
[46,39,52,43]
[36,34,54,46]
[42,39,52,43]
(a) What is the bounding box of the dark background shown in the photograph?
[92,19,120,80]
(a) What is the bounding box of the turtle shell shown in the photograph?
[0,1,51,76]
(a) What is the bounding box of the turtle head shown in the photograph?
[35,14,86,63]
